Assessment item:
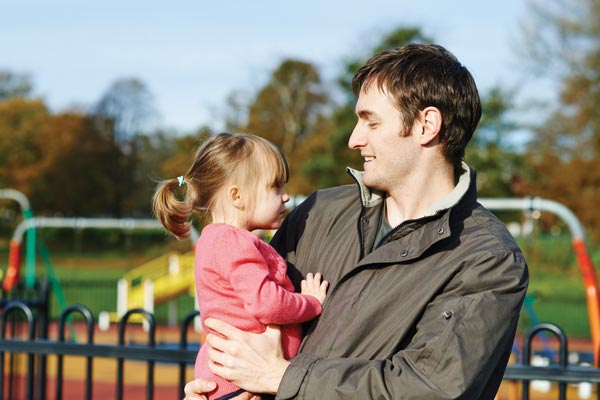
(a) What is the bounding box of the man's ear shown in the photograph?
[418,106,442,145]
[228,185,244,209]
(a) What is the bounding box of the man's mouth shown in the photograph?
[364,156,375,162]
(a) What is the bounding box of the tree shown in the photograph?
[94,78,156,143]
[28,113,116,215]
[122,127,214,217]
[519,0,600,236]
[0,99,119,215]
[0,70,32,100]
[93,78,157,217]
[0,98,49,192]
[244,59,329,194]
[465,87,531,198]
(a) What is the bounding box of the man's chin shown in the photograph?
[361,176,381,190]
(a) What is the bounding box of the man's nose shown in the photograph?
[348,124,365,149]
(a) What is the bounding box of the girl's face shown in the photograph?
[247,183,289,231]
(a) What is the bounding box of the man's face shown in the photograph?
[348,83,420,193]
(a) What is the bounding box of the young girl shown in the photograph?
[152,132,328,400]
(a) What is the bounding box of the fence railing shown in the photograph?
[1,301,600,400]
[0,302,198,400]
[505,322,600,399]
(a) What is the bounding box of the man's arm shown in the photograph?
[276,251,528,399]
[193,251,526,399]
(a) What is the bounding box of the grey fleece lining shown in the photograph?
[346,168,385,208]
[347,162,472,214]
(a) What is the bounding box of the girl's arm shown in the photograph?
[225,231,325,325]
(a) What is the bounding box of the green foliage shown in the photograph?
[465,86,534,198]
[0,20,591,237]
[513,234,595,338]
[0,70,32,100]
[242,59,329,194]
[8,231,591,338]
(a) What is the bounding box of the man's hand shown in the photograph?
[183,378,260,400]
[205,318,291,394]
[183,378,215,400]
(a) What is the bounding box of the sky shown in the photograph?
[1,0,535,135]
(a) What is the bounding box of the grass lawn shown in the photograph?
[513,233,600,339]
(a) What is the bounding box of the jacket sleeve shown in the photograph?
[225,230,322,325]
[276,250,528,400]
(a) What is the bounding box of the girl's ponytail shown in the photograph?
[152,177,193,239]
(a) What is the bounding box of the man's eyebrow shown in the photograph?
[356,109,376,119]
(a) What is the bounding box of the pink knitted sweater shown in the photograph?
[194,223,322,399]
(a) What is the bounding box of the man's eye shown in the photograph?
[368,122,379,128]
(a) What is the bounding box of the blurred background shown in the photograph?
[0,0,598,340]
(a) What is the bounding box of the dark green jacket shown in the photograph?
[271,166,528,399]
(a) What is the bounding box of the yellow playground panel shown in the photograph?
[100,251,196,327]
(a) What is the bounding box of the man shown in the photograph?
[185,43,528,399]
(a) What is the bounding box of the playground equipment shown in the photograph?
[0,189,35,292]
[480,197,600,366]
[2,216,198,315]
[98,250,197,328]
[2,191,597,365]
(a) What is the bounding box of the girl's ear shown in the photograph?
[228,185,244,210]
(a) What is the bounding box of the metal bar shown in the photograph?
[117,308,157,400]
[0,302,36,400]
[0,339,197,362]
[57,305,95,400]
[480,197,600,366]
[179,311,200,399]
[504,364,600,383]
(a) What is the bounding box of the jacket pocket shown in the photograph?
[415,295,476,379]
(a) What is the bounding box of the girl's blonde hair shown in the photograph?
[152,132,289,239]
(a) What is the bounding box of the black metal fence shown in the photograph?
[0,302,198,400]
[505,322,600,399]
[1,300,600,399]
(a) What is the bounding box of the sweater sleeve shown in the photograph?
[223,230,322,326]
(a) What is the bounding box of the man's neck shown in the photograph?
[385,163,456,227]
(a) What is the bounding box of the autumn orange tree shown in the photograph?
[518,0,600,238]
[0,98,119,215]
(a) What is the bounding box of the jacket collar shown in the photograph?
[349,163,478,265]
[346,162,473,215]
[346,168,385,208]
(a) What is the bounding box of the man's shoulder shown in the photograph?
[284,185,361,230]
[304,184,360,212]
[463,203,524,256]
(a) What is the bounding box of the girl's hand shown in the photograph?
[301,272,328,305]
